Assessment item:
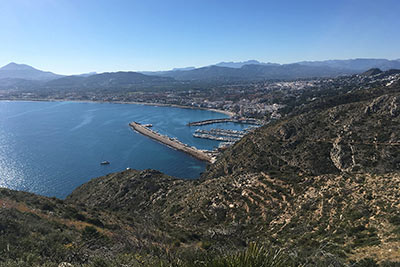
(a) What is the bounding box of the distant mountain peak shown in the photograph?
[0,62,63,81]
[218,60,260,65]
[214,60,260,68]
[213,60,279,69]
[1,62,36,71]
[171,66,196,71]
[78,72,97,77]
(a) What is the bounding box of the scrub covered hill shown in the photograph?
[1,80,400,266]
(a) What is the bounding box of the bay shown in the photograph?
[0,101,241,198]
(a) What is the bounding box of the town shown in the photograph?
[1,70,399,122]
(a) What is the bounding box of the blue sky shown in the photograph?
[0,0,399,74]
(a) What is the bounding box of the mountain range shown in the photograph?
[149,64,355,81]
[143,58,400,81]
[1,58,400,91]
[297,58,400,71]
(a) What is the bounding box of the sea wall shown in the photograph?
[129,122,214,163]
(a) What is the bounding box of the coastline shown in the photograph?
[0,98,235,117]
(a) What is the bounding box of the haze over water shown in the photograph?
[0,101,248,198]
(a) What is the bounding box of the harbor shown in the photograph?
[129,120,262,165]
[129,122,216,163]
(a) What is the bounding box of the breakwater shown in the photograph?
[187,118,262,126]
[129,122,215,163]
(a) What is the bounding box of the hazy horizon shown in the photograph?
[1,0,399,75]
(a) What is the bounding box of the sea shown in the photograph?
[0,101,249,198]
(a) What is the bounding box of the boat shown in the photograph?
[100,161,110,165]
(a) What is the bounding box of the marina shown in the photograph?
[192,126,260,145]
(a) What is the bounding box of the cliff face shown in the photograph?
[1,81,400,265]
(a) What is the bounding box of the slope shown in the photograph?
[67,81,400,264]
[1,79,400,265]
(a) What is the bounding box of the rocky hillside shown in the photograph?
[1,80,400,266]
[205,89,400,178]
[67,81,400,265]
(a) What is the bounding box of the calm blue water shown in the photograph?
[0,101,244,198]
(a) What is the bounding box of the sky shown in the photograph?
[0,0,399,75]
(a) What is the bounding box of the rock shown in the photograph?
[330,137,356,172]
[390,96,400,117]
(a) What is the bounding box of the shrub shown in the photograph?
[389,214,400,226]
[204,243,294,267]
[82,226,101,240]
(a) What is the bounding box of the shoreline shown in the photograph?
[0,98,235,117]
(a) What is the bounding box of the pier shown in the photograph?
[187,118,263,126]
[193,128,246,142]
[129,122,215,163]
[193,133,240,142]
[195,128,245,138]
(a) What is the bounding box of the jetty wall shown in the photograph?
[129,122,214,163]
[187,118,262,126]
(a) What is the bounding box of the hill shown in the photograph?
[68,81,400,265]
[205,88,400,178]
[44,71,177,91]
[361,68,383,76]
[0,76,400,266]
